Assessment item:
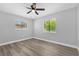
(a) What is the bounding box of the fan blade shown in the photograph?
[36,8,45,11]
[27,10,32,14]
[26,7,31,9]
[35,11,39,15]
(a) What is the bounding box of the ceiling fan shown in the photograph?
[26,3,45,15]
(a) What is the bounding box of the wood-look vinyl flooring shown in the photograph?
[0,38,78,56]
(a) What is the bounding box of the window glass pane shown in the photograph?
[44,20,50,31]
[50,18,56,32]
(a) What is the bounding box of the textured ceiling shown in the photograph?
[0,3,78,19]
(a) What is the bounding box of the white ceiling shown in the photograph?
[0,3,78,19]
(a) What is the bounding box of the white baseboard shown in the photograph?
[33,37,78,49]
[0,37,31,46]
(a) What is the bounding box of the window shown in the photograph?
[16,19,27,30]
[44,18,56,33]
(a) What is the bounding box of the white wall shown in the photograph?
[0,11,33,44]
[34,7,77,47]
[77,5,79,48]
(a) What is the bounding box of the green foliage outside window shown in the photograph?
[44,18,56,32]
